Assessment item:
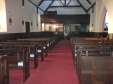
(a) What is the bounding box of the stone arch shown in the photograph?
[99,6,107,32]
[103,0,113,39]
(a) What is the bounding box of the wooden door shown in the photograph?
[26,22,30,38]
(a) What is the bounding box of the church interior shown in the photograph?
[0,0,113,84]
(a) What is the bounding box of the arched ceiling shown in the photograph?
[29,0,96,14]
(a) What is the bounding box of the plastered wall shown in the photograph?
[2,0,38,33]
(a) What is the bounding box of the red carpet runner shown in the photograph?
[9,40,78,84]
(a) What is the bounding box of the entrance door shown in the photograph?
[26,22,30,38]
[75,26,80,35]
[64,25,70,39]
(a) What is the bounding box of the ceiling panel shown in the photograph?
[40,1,52,11]
[79,0,90,10]
[89,0,96,4]
[31,0,42,5]
[51,1,63,6]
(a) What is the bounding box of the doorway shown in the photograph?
[64,24,70,40]
[25,22,30,38]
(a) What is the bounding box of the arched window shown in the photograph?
[104,12,109,31]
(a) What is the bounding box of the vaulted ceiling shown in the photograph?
[28,0,96,14]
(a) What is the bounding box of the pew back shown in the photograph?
[0,55,9,84]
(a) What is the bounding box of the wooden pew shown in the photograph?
[6,40,45,62]
[0,55,9,84]
[0,43,38,70]
[12,39,48,56]
[70,37,102,60]
[18,36,58,51]
[0,48,30,83]
[32,36,58,48]
[70,37,103,50]
[73,43,112,69]
[77,48,113,84]
[17,38,52,53]
[75,45,113,77]
[71,38,113,67]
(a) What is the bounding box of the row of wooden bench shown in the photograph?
[0,36,59,84]
[70,37,113,84]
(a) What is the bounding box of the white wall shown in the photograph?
[88,9,92,32]
[48,0,86,15]
[103,0,113,34]
[38,14,41,31]
[48,7,86,15]
[94,0,106,32]
[42,23,44,31]
[32,9,38,32]
[88,5,95,32]
[5,0,38,33]
[0,0,7,32]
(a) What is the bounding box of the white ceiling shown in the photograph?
[31,0,41,5]
[30,0,96,12]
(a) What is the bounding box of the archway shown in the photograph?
[0,0,7,32]
[103,12,109,31]
[98,6,107,32]
[102,0,113,39]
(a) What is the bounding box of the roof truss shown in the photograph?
[44,0,55,14]
[28,0,44,13]
[86,0,92,5]
[77,0,87,13]
[86,2,96,13]
[28,0,96,14]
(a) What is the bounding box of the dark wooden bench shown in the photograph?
[72,43,112,66]
[77,48,113,84]
[0,55,9,84]
[0,43,38,70]
[70,37,113,83]
[71,39,113,67]
[17,38,52,53]
[0,48,30,83]
[19,36,58,51]
[6,40,45,61]
[70,37,102,60]
[14,39,48,56]
[73,44,113,75]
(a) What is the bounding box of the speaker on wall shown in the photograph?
[22,20,24,26]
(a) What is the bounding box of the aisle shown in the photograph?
[9,40,78,84]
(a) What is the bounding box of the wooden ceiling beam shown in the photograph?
[44,0,55,14]
[28,0,44,12]
[77,0,87,14]
[67,0,71,6]
[38,0,44,6]
[86,2,96,13]
[60,0,64,6]
[86,0,92,5]
[50,5,81,7]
